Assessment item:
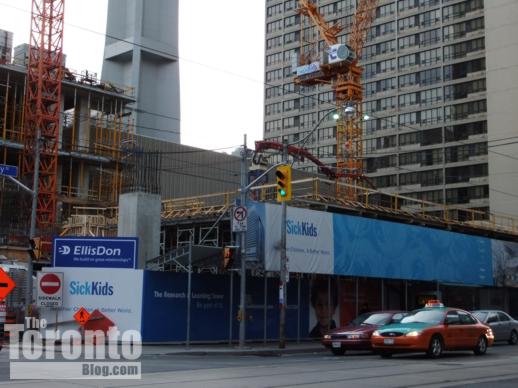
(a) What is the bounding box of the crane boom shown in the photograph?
[349,0,378,60]
[297,0,342,46]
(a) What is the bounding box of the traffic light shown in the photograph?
[276,164,292,202]
[222,246,238,270]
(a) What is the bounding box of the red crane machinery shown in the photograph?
[22,0,65,239]
[295,0,378,199]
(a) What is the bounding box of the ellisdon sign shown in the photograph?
[53,237,138,269]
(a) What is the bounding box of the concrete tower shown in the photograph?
[102,0,180,143]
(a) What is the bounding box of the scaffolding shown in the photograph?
[60,177,518,246]
[0,63,135,255]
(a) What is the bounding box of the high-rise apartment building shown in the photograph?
[263,0,518,217]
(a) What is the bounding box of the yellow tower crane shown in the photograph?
[295,0,378,199]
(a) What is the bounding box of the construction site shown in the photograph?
[0,0,517,349]
[0,0,517,265]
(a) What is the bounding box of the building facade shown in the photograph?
[263,0,518,217]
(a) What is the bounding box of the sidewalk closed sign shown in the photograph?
[37,272,63,308]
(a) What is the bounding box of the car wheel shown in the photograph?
[379,350,393,358]
[474,336,488,355]
[427,335,443,358]
[508,330,518,345]
[331,347,346,356]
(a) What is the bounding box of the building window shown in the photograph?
[443,58,485,81]
[443,0,484,21]
[445,164,487,184]
[445,121,487,142]
[266,36,282,50]
[267,20,283,34]
[267,3,283,17]
[443,38,485,61]
[444,100,487,121]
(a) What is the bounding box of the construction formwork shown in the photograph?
[0,63,135,258]
[0,29,12,64]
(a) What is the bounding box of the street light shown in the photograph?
[277,106,371,348]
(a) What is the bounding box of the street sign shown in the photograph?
[74,307,90,326]
[37,272,63,308]
[232,205,248,232]
[84,309,115,333]
[0,164,18,178]
[53,237,138,269]
[0,268,16,302]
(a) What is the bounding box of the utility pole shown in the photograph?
[279,138,288,348]
[25,130,40,317]
[238,134,248,347]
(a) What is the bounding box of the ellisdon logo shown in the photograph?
[58,245,122,256]
[69,281,114,296]
[286,220,318,237]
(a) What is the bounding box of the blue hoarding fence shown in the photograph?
[141,271,309,342]
[0,164,18,177]
[53,237,138,269]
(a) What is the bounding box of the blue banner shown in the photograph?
[141,271,309,342]
[332,214,493,285]
[250,201,494,286]
[53,237,138,269]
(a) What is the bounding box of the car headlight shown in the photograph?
[372,330,380,337]
[323,334,331,340]
[406,331,420,337]
[486,328,493,336]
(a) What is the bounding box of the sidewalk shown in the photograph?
[140,341,326,356]
[3,341,326,357]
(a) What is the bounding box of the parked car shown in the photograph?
[472,310,518,345]
[371,300,494,358]
[322,311,407,355]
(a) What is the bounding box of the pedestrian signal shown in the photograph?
[222,246,238,270]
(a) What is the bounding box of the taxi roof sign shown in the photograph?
[425,300,444,308]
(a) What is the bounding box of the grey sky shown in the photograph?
[0,0,265,152]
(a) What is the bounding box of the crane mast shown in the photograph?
[295,0,378,199]
[22,0,65,242]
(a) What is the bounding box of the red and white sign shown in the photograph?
[37,272,63,308]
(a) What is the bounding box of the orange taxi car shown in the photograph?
[371,301,494,358]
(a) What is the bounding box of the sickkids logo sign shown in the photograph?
[286,220,318,237]
[69,281,114,296]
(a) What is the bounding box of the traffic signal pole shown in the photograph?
[238,135,248,348]
[279,138,288,348]
[26,131,41,318]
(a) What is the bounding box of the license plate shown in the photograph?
[332,341,341,348]
[384,338,395,345]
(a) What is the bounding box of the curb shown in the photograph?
[158,346,327,357]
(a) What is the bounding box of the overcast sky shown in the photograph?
[0,0,265,152]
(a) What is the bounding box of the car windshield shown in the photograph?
[400,309,445,324]
[349,313,371,326]
[361,313,394,326]
[473,312,488,322]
